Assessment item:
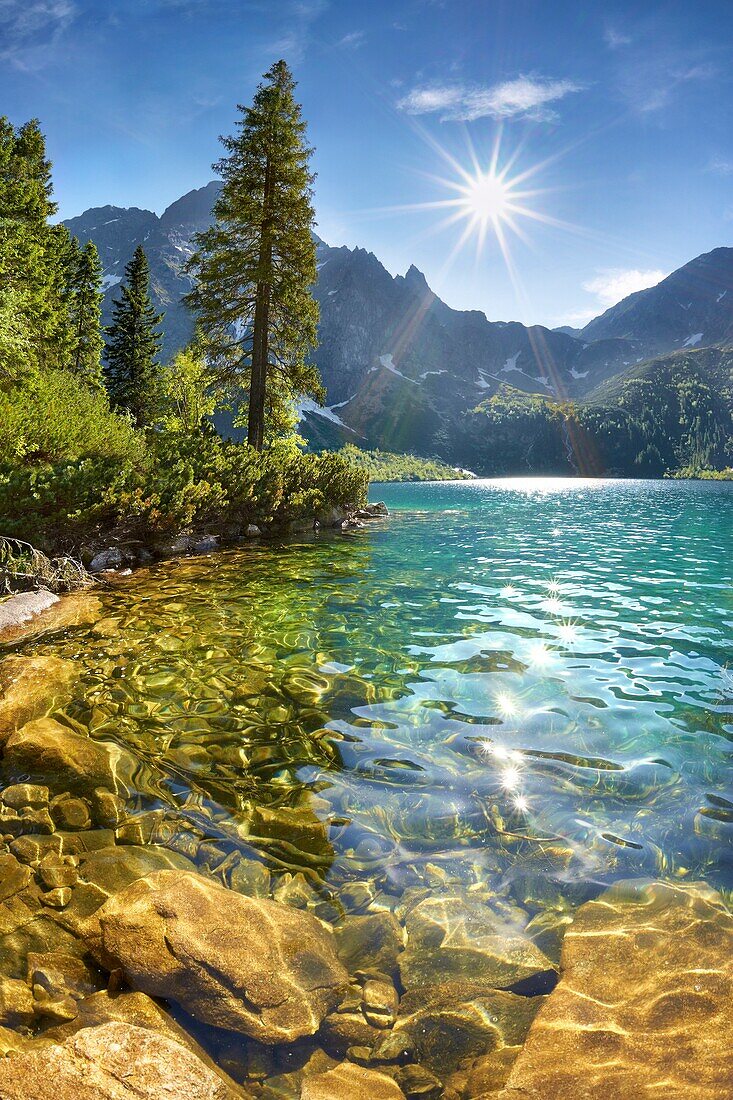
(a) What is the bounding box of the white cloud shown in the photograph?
[707,155,733,176]
[0,0,76,65]
[604,25,632,49]
[584,268,668,309]
[397,74,582,122]
[337,30,364,49]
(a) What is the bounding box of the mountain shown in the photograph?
[63,181,220,361]
[581,248,733,357]
[62,184,733,460]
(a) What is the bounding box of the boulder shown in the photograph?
[97,869,348,1043]
[301,1061,405,1100]
[335,912,405,976]
[399,893,556,993]
[3,718,137,795]
[89,548,125,572]
[499,880,733,1099]
[0,1021,249,1099]
[389,980,541,1076]
[0,657,77,745]
[0,590,59,636]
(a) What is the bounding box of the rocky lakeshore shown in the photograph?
[0,592,731,1098]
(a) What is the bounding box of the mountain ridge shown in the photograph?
[62,183,733,457]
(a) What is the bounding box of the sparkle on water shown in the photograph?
[8,477,733,927]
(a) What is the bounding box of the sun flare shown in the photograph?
[459,171,511,226]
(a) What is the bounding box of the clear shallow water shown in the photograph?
[11,478,733,910]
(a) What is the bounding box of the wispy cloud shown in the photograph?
[604,25,632,49]
[0,0,77,67]
[266,0,328,64]
[584,268,668,309]
[707,155,733,176]
[337,29,364,49]
[613,40,717,114]
[397,74,583,122]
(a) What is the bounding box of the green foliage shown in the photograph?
[68,238,104,388]
[0,117,74,372]
[186,60,322,449]
[0,368,140,466]
[104,245,164,425]
[338,444,472,482]
[158,336,226,434]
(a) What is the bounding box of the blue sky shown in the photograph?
[2,0,732,326]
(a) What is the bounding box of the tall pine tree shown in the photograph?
[68,239,104,388]
[185,60,321,450]
[0,117,73,372]
[104,245,163,426]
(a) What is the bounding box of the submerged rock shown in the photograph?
[301,1061,405,1099]
[399,893,556,993]
[0,657,77,745]
[3,718,136,795]
[0,1021,249,1099]
[97,869,348,1043]
[499,880,733,1099]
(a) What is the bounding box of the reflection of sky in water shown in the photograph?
[17,478,733,903]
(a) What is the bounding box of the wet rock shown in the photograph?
[399,893,556,993]
[301,1061,405,1100]
[62,844,197,938]
[0,853,33,902]
[250,803,333,867]
[37,853,78,891]
[461,1045,523,1097]
[97,869,348,1044]
[499,880,733,1099]
[0,977,35,1027]
[393,1064,443,1099]
[0,590,59,637]
[246,524,261,537]
[228,855,271,897]
[390,980,541,1076]
[89,548,125,572]
[0,594,102,643]
[0,657,77,745]
[335,912,405,976]
[9,835,62,867]
[40,887,72,909]
[273,870,321,910]
[3,718,136,796]
[0,1021,249,1099]
[362,976,399,1029]
[0,803,55,836]
[50,795,92,831]
[1,785,49,811]
[91,790,126,829]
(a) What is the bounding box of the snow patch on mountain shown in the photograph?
[379,353,419,384]
[682,332,703,347]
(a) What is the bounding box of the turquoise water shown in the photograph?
[17,477,733,908]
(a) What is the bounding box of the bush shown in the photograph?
[0,371,369,553]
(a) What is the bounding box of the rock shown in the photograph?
[250,803,334,867]
[37,853,78,890]
[0,803,55,836]
[0,977,35,1027]
[0,590,59,636]
[1,784,50,811]
[390,980,541,1076]
[335,912,405,976]
[399,893,556,993]
[3,718,136,796]
[499,880,733,1099]
[393,1064,443,1099]
[89,548,124,572]
[301,1061,406,1100]
[50,795,92,831]
[362,977,399,1029]
[62,844,197,938]
[193,535,219,552]
[97,869,348,1044]
[245,524,261,537]
[228,855,271,897]
[0,1021,249,1099]
[0,853,33,902]
[40,887,72,909]
[0,657,77,745]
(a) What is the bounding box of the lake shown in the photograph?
[4,477,732,1088]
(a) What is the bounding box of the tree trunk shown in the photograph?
[248,154,274,451]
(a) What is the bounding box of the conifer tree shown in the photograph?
[68,239,104,388]
[185,60,321,450]
[104,245,163,425]
[0,117,73,370]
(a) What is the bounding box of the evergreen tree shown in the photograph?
[0,117,73,370]
[104,245,163,425]
[185,60,321,450]
[68,238,104,388]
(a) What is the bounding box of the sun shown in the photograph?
[459,171,511,227]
